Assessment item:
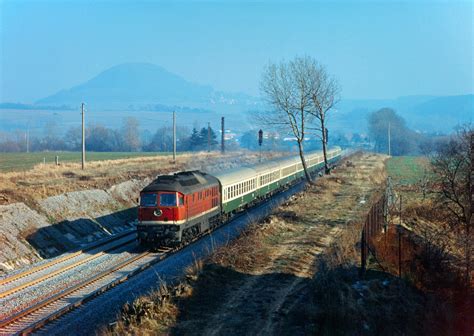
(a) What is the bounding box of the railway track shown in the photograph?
[0,230,135,291]
[0,248,174,336]
[0,231,141,335]
[0,230,136,299]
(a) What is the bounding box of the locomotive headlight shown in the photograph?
[153,209,163,217]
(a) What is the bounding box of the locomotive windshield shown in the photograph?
[160,193,177,206]
[140,193,157,207]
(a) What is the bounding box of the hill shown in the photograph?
[36,63,258,110]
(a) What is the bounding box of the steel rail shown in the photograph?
[0,229,135,288]
[0,251,153,334]
[0,236,137,299]
[0,245,178,335]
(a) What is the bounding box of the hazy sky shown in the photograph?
[0,0,472,103]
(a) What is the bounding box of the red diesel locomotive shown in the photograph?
[137,171,221,245]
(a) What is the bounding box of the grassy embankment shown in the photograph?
[0,151,283,207]
[0,151,173,172]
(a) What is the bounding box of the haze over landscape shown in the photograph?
[0,2,473,335]
[1,0,473,136]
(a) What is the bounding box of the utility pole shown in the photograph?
[469,133,473,288]
[173,111,176,164]
[398,195,402,278]
[25,128,29,153]
[207,122,211,152]
[81,103,85,170]
[221,117,225,154]
[388,121,391,156]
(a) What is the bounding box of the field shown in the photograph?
[0,151,173,172]
[386,156,430,185]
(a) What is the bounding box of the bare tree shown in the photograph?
[122,117,141,152]
[259,57,316,183]
[431,125,473,290]
[307,61,340,174]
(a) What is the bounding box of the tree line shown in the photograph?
[0,117,220,153]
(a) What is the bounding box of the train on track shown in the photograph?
[137,147,342,246]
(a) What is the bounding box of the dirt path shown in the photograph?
[168,153,387,336]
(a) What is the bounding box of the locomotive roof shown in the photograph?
[142,170,219,194]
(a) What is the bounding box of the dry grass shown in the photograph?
[0,150,282,207]
[104,258,204,336]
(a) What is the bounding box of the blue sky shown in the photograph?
[0,0,472,102]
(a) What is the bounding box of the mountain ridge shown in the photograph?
[36,62,257,109]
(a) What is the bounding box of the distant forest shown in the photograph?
[0,109,459,155]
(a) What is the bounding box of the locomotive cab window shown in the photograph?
[160,193,177,206]
[140,193,157,207]
[179,194,184,206]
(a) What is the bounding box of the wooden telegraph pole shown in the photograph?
[388,121,391,156]
[173,111,177,164]
[207,122,211,152]
[25,129,29,153]
[398,195,402,278]
[81,103,85,170]
[221,117,225,154]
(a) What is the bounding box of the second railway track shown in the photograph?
[0,230,136,292]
